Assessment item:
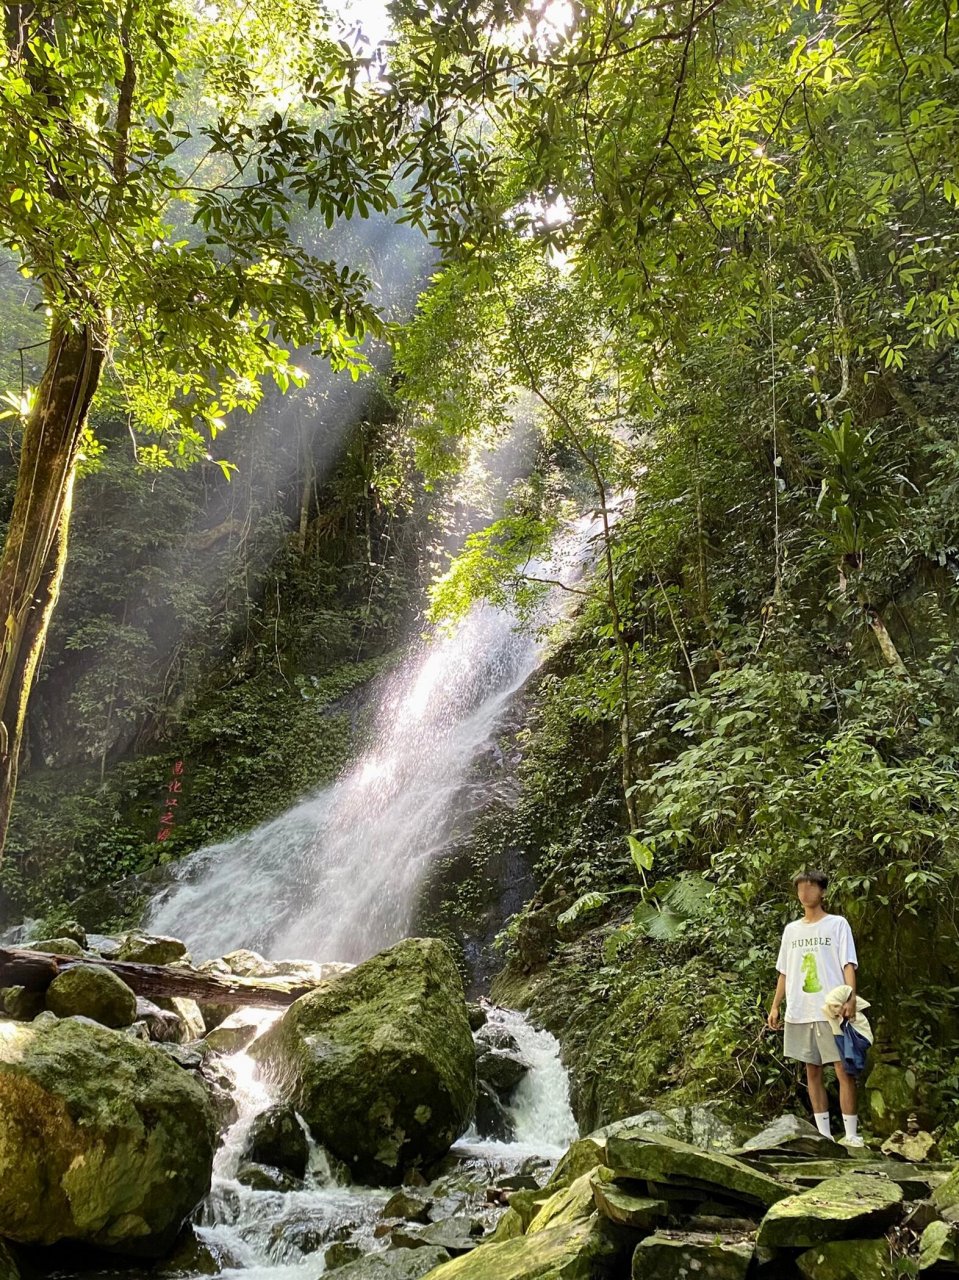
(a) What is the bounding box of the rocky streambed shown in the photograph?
[3,929,959,1279]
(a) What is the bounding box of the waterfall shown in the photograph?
[147,513,599,964]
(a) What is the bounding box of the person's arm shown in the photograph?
[767,972,786,1030]
[841,962,857,1020]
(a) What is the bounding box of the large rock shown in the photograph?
[757,1174,903,1248]
[605,1130,790,1208]
[882,1129,940,1163]
[24,938,84,957]
[632,1233,753,1279]
[250,938,475,1184]
[796,1238,898,1278]
[0,1017,216,1253]
[45,964,137,1028]
[419,1216,625,1278]
[525,1172,599,1235]
[116,933,188,965]
[1,987,43,1021]
[220,949,277,978]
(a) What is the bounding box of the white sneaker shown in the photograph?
[841,1134,865,1148]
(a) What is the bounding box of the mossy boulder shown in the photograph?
[0,1016,216,1253]
[420,1215,625,1279]
[45,964,137,1028]
[249,938,475,1185]
[1,987,43,1021]
[24,938,84,958]
[796,1238,898,1278]
[757,1175,903,1248]
[738,1114,844,1160]
[116,933,188,965]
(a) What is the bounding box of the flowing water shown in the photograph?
[147,513,599,964]
[144,514,595,1275]
[192,1007,577,1279]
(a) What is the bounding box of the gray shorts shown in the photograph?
[784,1020,841,1065]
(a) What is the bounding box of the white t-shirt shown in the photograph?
[776,913,858,1024]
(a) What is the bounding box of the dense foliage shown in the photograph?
[2,0,959,1133]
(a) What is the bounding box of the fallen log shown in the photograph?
[0,947,319,1010]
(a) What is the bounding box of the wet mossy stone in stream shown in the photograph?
[45,964,137,1028]
[0,1016,216,1253]
[605,1130,791,1208]
[796,1238,898,1279]
[243,1104,310,1178]
[757,1174,903,1248]
[249,938,476,1185]
[333,1246,452,1279]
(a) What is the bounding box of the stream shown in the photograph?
[188,1007,577,1279]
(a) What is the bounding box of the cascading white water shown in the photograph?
[192,1006,577,1279]
[148,513,599,964]
[455,1006,579,1162]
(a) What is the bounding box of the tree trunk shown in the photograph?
[0,947,320,1009]
[0,319,104,858]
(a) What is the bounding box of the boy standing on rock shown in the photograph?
[767,869,864,1147]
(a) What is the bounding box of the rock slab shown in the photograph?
[757,1174,903,1248]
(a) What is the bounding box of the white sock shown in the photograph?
[843,1114,859,1139]
[814,1112,831,1137]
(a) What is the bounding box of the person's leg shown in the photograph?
[834,1061,861,1143]
[805,1062,831,1134]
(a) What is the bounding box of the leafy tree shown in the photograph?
[0,0,482,854]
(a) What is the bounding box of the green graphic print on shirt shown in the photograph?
[801,952,822,993]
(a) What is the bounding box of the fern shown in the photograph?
[558,891,609,927]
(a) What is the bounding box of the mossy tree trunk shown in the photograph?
[0,319,104,856]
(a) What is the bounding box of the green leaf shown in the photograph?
[557,892,609,927]
[628,834,655,874]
